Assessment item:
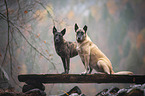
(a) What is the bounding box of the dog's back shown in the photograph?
[55,40,78,58]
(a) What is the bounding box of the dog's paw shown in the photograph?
[94,72,105,74]
[81,72,87,75]
[61,72,65,74]
[61,72,68,74]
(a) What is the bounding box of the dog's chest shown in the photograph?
[56,48,63,55]
[77,45,89,55]
[55,44,66,56]
[76,46,83,54]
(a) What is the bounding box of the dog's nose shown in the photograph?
[77,37,81,40]
[55,39,59,42]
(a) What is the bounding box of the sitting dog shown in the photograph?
[74,23,133,75]
[53,26,78,74]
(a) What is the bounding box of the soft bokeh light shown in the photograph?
[0,0,145,95]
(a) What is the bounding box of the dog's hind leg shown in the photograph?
[89,67,92,74]
[97,60,110,74]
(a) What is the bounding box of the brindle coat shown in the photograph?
[53,26,78,74]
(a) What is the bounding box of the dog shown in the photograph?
[53,26,78,74]
[74,23,133,75]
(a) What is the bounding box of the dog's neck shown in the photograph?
[77,34,91,48]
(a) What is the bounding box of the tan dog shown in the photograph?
[74,23,133,75]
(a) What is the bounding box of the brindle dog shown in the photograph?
[53,26,78,74]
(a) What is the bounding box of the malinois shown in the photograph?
[74,23,133,75]
[53,26,78,74]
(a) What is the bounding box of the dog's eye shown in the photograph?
[56,34,62,36]
[81,32,84,35]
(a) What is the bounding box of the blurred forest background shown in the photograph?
[0,0,145,95]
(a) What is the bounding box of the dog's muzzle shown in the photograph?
[77,37,81,40]
[55,39,60,43]
[77,37,83,42]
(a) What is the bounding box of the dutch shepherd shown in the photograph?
[53,26,78,74]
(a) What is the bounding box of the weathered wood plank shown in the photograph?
[18,74,145,84]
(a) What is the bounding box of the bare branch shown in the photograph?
[4,0,14,78]
[0,12,58,73]
[15,25,58,73]
[1,0,10,68]
[35,0,56,25]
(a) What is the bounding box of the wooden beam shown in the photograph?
[18,74,145,84]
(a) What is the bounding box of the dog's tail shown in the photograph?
[112,71,133,75]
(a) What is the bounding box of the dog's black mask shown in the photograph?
[53,26,66,43]
[74,24,87,43]
[76,31,85,42]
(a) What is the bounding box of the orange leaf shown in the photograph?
[39,55,43,59]
[49,54,53,56]
[46,50,49,54]
[24,10,28,14]
[36,33,40,38]
[44,40,46,43]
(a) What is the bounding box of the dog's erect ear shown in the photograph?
[53,26,57,34]
[61,28,66,36]
[83,25,87,33]
[75,23,79,32]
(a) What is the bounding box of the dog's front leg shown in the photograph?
[81,54,90,75]
[89,67,92,74]
[65,56,70,74]
[61,57,67,74]
[82,61,92,74]
[61,56,70,74]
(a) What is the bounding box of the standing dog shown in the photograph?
[74,23,133,75]
[53,26,78,74]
